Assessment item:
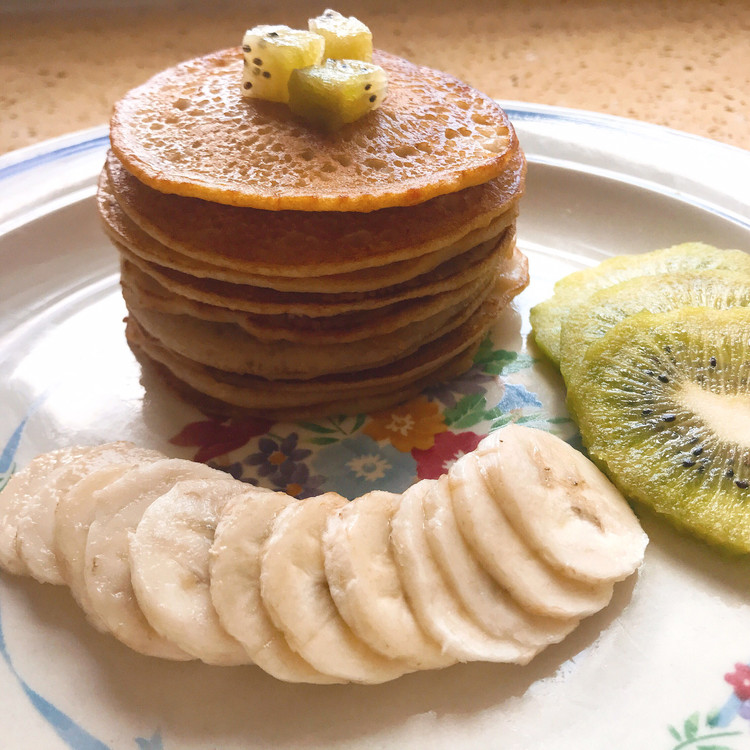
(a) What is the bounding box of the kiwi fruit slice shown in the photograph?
[559,270,750,386]
[567,306,750,553]
[308,9,373,62]
[288,59,387,130]
[530,243,750,366]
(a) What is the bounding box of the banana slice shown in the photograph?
[17,442,163,585]
[449,453,613,619]
[54,463,143,633]
[0,446,87,577]
[210,489,339,683]
[475,425,648,584]
[423,475,578,654]
[129,479,252,666]
[391,480,535,663]
[260,492,411,684]
[83,459,226,659]
[322,490,453,669]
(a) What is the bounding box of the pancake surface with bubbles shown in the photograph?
[110,49,518,212]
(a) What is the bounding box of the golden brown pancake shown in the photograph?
[110,49,519,212]
[123,249,528,417]
[119,258,494,344]
[126,304,490,415]
[103,147,524,278]
[113,228,515,317]
[124,284,489,379]
[100,162,519,294]
[132,339,479,422]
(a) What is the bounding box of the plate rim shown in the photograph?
[2,102,749,172]
[1,103,748,231]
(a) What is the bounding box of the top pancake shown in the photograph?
[110,48,518,212]
[104,148,524,278]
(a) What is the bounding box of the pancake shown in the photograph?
[113,227,515,318]
[123,249,528,417]
[132,339,479,422]
[124,280,491,379]
[101,163,519,292]
[103,147,524,279]
[101,162,519,292]
[110,49,519,212]
[126,304,492,416]
[120,259,494,344]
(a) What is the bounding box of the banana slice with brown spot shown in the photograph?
[475,425,648,584]
[83,459,228,660]
[391,480,539,663]
[0,446,87,577]
[210,488,339,683]
[423,475,579,654]
[449,452,614,619]
[18,442,163,585]
[54,463,149,635]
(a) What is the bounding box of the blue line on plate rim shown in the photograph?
[0,134,110,182]
[1,104,748,184]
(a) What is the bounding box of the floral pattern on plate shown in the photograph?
[177,342,575,500]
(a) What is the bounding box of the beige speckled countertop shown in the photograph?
[1,0,749,156]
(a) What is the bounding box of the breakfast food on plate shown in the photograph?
[240,25,325,103]
[529,242,750,366]
[287,59,389,131]
[0,442,163,585]
[98,11,528,418]
[0,425,647,683]
[530,243,750,554]
[308,10,373,62]
[568,307,750,554]
[558,270,750,386]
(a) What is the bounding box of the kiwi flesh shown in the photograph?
[559,270,750,387]
[287,59,387,130]
[530,243,750,366]
[567,306,750,554]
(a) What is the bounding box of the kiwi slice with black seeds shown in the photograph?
[568,306,750,553]
[530,242,750,365]
[559,270,750,387]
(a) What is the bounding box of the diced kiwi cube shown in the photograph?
[287,59,387,130]
[309,9,373,62]
[241,24,325,103]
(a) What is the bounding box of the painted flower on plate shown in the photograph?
[312,433,417,498]
[169,415,273,463]
[245,433,324,498]
[412,430,483,479]
[726,663,750,703]
[496,382,543,412]
[364,396,447,452]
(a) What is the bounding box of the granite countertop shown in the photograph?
[1,0,748,156]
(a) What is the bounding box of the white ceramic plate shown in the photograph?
[1,105,749,750]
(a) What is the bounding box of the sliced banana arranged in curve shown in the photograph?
[322,489,453,670]
[0,426,648,684]
[210,488,339,683]
[422,475,579,651]
[129,478,254,666]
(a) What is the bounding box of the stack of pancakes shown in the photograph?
[99,48,528,419]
